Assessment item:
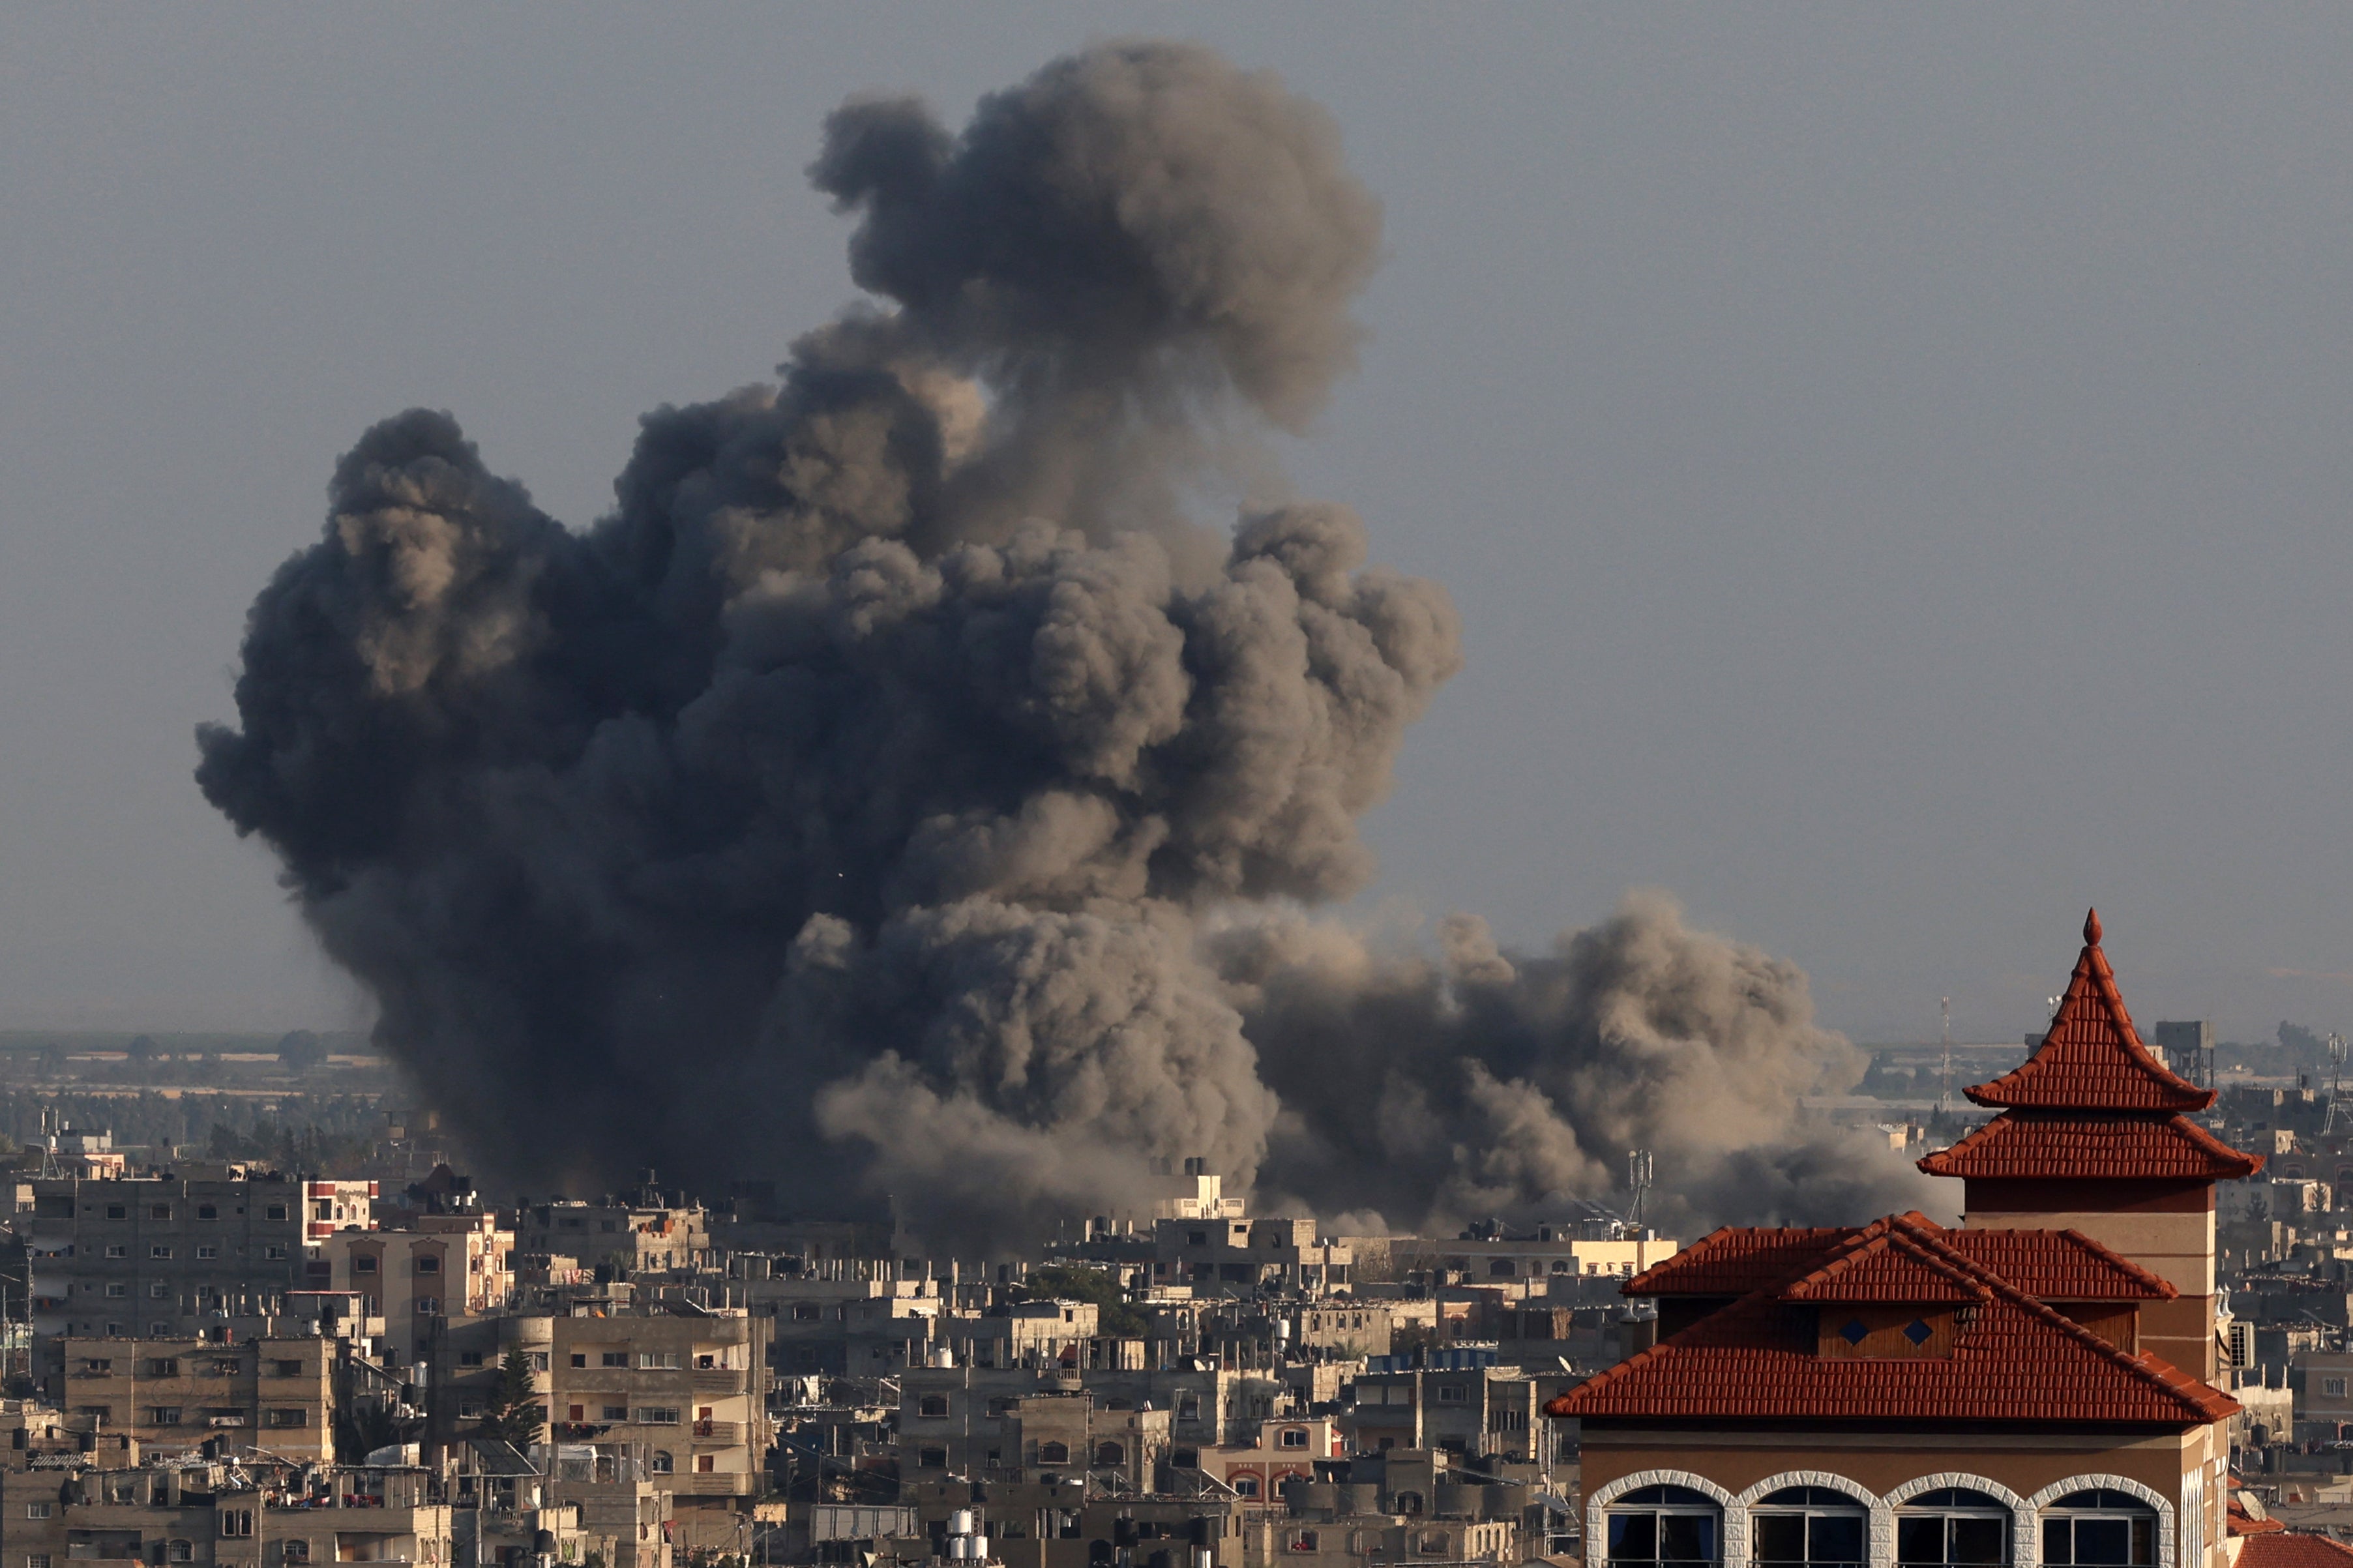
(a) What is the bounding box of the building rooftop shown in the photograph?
[1964,909,2213,1113]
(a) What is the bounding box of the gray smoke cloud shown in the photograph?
[198,40,1929,1250]
[1218,892,1940,1236]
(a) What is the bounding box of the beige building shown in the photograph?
[1,1460,456,1568]
[318,1212,512,1360]
[58,1333,337,1462]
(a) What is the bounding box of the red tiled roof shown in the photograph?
[1966,909,2213,1112]
[1627,1217,2177,1301]
[1623,1227,1848,1296]
[1917,1112,2263,1181]
[1938,1227,2177,1301]
[1549,1216,2235,1427]
[2232,1535,2353,1568]
[1779,1224,1989,1305]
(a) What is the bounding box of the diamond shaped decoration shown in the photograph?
[1841,1318,1868,1345]
[1903,1318,1933,1346]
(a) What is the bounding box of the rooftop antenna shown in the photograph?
[1939,998,1953,1116]
[1624,1149,1653,1234]
[2330,1033,2346,1099]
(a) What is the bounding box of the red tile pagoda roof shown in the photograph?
[1777,1224,1990,1304]
[1627,1215,2175,1301]
[1917,1111,2263,1181]
[1966,909,2213,1112]
[1548,1215,2234,1427]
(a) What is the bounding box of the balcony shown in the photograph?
[674,1473,752,1496]
[690,1369,741,1393]
[690,1420,741,1443]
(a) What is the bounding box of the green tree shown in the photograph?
[1011,1265,1150,1337]
[479,1348,544,1448]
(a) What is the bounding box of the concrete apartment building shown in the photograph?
[897,1361,1298,1483]
[514,1188,709,1277]
[435,1303,767,1552]
[0,1460,457,1568]
[59,1333,338,1461]
[1152,1219,1353,1295]
[20,1166,312,1355]
[318,1211,513,1360]
[1345,1361,1543,1462]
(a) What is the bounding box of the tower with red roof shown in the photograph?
[1918,909,2261,1380]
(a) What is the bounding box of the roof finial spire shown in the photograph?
[2084,906,2102,947]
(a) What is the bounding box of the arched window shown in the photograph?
[1095,1442,1126,1466]
[1898,1488,2010,1567]
[1234,1475,1262,1500]
[1753,1487,1867,1567]
[1606,1485,1721,1568]
[2042,1490,2157,1567]
[649,1451,672,1475]
[1038,1441,1070,1465]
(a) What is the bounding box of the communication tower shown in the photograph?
[1625,1149,1654,1234]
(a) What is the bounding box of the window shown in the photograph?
[1234,1476,1261,1500]
[570,1354,587,1368]
[105,1282,127,1297]
[150,1205,171,1220]
[195,1246,217,1261]
[638,1350,680,1368]
[2329,1379,2348,1398]
[149,1283,169,1298]
[649,1450,673,1473]
[29,1556,50,1568]
[285,1543,310,1564]
[1292,1531,1320,1552]
[221,1513,252,1539]
[1038,1441,1071,1465]
[602,1406,629,1422]
[25,1503,51,1519]
[2042,1490,2156,1567]
[265,1205,288,1222]
[568,1404,585,1422]
[272,1360,304,1378]
[638,1406,681,1425]
[1488,1259,1515,1277]
[1281,1428,1310,1449]
[1095,1442,1126,1466]
[1436,1383,1466,1404]
[1178,1397,1201,1421]
[197,1205,217,1220]
[106,1205,127,1220]
[265,1409,309,1428]
[918,1395,950,1417]
[1754,1487,1867,1568]
[150,1406,184,1427]
[1605,1485,1721,1568]
[458,1352,485,1367]
[353,1256,378,1275]
[1897,1489,2010,1567]
[524,1352,550,1372]
[168,1543,192,1563]
[415,1253,443,1275]
[601,1351,630,1367]
[1172,1447,1200,1468]
[416,1297,441,1316]
[791,1304,820,1322]
[265,1245,288,1260]
[1419,1533,1450,1557]
[104,1245,127,1259]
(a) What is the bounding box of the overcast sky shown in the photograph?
[7,5,2353,1045]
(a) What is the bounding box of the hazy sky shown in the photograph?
[7,5,2353,1045]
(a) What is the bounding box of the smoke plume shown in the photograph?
[199,41,1928,1249]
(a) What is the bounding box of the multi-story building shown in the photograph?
[57,1332,338,1462]
[435,1303,767,1551]
[318,1211,512,1361]
[1555,911,2258,1568]
[514,1185,709,1278]
[1,1460,457,1568]
[1153,1219,1353,1296]
[20,1166,310,1355]
[1202,1415,1344,1501]
[1346,1359,1542,1462]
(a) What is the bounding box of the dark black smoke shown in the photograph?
[199,41,1929,1250]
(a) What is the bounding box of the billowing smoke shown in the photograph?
[1221,893,1940,1235]
[198,41,1929,1250]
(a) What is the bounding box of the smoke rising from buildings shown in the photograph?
[198,41,1927,1249]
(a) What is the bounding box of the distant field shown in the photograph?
[0,1031,376,1056]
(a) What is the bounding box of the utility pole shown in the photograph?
[1939,998,1953,1117]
